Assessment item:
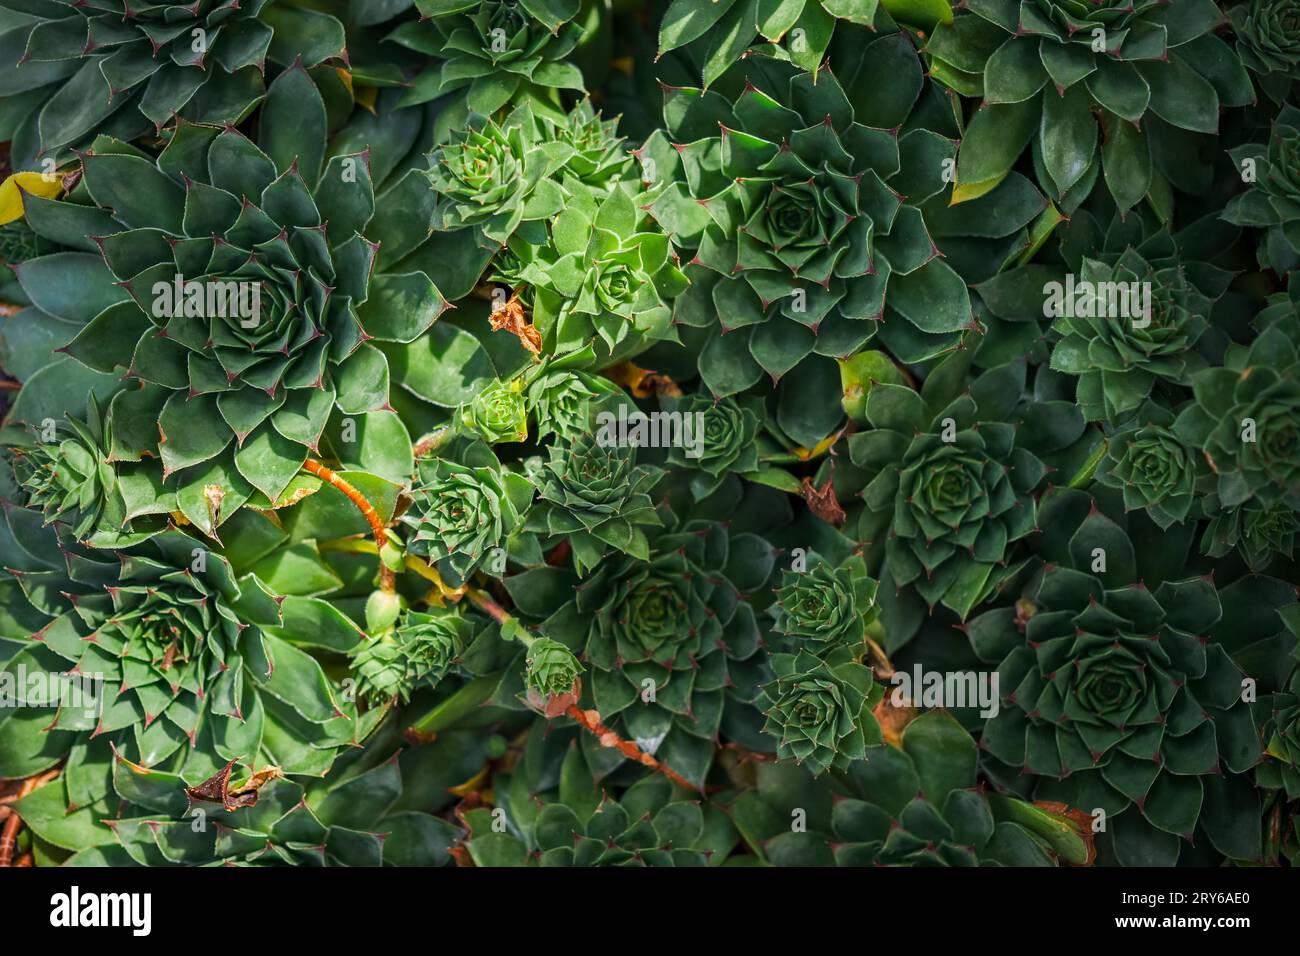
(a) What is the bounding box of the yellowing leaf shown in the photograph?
[793,428,845,461]
[0,171,62,225]
[950,173,1007,206]
[355,84,379,113]
[448,765,490,797]
[334,66,354,98]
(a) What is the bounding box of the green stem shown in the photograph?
[406,674,502,737]
[318,535,373,555]
[318,537,466,602]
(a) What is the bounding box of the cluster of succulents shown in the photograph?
[0,0,1296,876]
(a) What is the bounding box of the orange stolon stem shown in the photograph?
[464,588,699,792]
[0,770,58,867]
[302,459,396,592]
[564,704,700,793]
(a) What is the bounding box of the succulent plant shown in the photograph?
[926,0,1252,210]
[641,53,974,445]
[546,98,633,190]
[1256,603,1300,801]
[655,0,899,87]
[523,636,582,699]
[508,179,686,358]
[523,356,603,441]
[759,647,881,776]
[1202,497,1300,572]
[426,107,564,249]
[0,0,1296,879]
[387,0,596,138]
[352,608,473,705]
[460,745,712,866]
[1095,401,1199,530]
[729,712,1093,866]
[0,0,348,168]
[522,511,770,785]
[769,553,878,649]
[1262,676,1300,802]
[1048,249,1212,425]
[1226,105,1300,273]
[12,102,445,536]
[4,391,164,546]
[461,377,528,444]
[1230,0,1300,98]
[1173,310,1300,510]
[403,440,534,585]
[51,740,463,867]
[431,98,639,299]
[849,357,1047,642]
[971,493,1263,865]
[0,515,363,785]
[525,430,663,574]
[658,394,762,500]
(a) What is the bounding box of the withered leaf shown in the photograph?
[489,293,542,355]
[184,758,283,811]
[801,476,846,527]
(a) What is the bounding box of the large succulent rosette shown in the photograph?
[1173,311,1300,511]
[0,517,362,799]
[10,88,446,538]
[1226,105,1300,273]
[641,52,973,446]
[730,713,1093,866]
[926,0,1251,211]
[971,493,1264,865]
[522,512,771,784]
[849,359,1048,645]
[0,0,348,167]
